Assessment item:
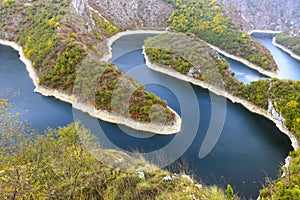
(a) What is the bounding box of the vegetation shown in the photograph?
[144,34,300,199]
[260,149,300,199]
[74,58,175,123]
[165,0,278,71]
[144,33,244,94]
[241,79,300,140]
[0,0,175,124]
[241,80,299,197]
[1,0,300,198]
[0,99,236,199]
[276,32,300,56]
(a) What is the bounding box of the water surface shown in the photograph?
[0,34,294,199]
[256,37,300,80]
[0,45,72,130]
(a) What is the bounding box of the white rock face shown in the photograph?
[71,0,95,31]
[88,0,175,28]
[268,99,285,122]
[218,0,300,34]
[72,0,88,15]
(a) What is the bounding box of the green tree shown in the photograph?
[226,184,234,200]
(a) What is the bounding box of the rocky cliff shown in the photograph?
[88,0,175,28]
[218,0,300,36]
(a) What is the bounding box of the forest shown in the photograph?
[0,0,176,125]
[1,0,300,199]
[144,33,244,93]
[245,79,300,199]
[165,0,278,72]
[0,99,236,199]
[276,32,300,56]
[145,33,300,199]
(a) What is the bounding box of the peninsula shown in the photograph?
[1,0,300,199]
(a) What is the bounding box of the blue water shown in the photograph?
[256,37,300,80]
[225,55,268,84]
[0,45,73,131]
[0,34,296,199]
[228,36,300,83]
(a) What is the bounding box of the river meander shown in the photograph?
[0,34,298,198]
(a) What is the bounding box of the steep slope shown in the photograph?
[0,116,234,199]
[218,0,300,57]
[0,0,179,133]
[218,0,300,34]
[88,0,175,28]
[165,0,278,74]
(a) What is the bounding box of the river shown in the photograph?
[229,35,300,83]
[0,34,298,199]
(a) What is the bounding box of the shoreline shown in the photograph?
[272,37,300,62]
[206,43,280,78]
[143,46,299,151]
[101,29,167,61]
[248,30,282,35]
[1,29,297,144]
[104,29,280,79]
[1,28,298,197]
[0,29,295,136]
[0,37,181,135]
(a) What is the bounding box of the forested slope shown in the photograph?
[0,100,237,199]
[275,32,300,57]
[243,79,300,199]
[145,33,300,198]
[0,0,176,125]
[217,0,300,57]
[164,0,278,72]
[1,0,300,199]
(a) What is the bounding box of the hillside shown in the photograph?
[0,0,179,131]
[144,34,300,199]
[88,0,175,28]
[1,0,300,199]
[0,102,236,199]
[218,0,300,57]
[165,0,278,73]
[275,32,300,57]
[218,0,300,34]
[144,33,243,94]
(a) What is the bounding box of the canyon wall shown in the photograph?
[218,0,300,35]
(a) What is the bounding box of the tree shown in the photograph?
[0,99,230,199]
[226,184,234,200]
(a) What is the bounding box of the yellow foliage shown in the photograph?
[211,5,220,11]
[23,44,31,59]
[48,17,59,28]
[241,33,249,39]
[286,100,299,109]
[47,39,53,47]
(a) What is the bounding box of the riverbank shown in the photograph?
[206,43,279,78]
[248,30,282,35]
[249,30,300,63]
[0,38,181,135]
[143,46,299,151]
[272,37,300,62]
[101,29,167,61]
[105,30,280,79]
[1,29,296,141]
